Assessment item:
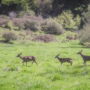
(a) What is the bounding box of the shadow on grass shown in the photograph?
[74,64,90,68]
[59,46,90,49]
[0,40,13,44]
[36,65,90,77]
[74,65,85,68]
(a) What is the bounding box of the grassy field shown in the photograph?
[0,41,90,90]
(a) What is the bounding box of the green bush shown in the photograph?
[6,20,14,30]
[18,10,35,17]
[79,24,90,46]
[33,34,57,43]
[42,19,65,35]
[82,5,90,24]
[79,5,90,47]
[2,31,17,42]
[55,10,81,30]
[36,0,53,16]
[24,20,40,31]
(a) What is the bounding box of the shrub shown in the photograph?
[2,32,17,42]
[0,18,9,27]
[0,15,44,31]
[33,34,57,43]
[66,34,78,40]
[12,18,25,30]
[24,20,40,31]
[42,19,65,35]
[79,24,90,46]
[55,10,81,30]
[6,20,14,30]
[18,10,35,17]
[12,15,43,31]
[0,15,9,19]
[82,5,90,25]
[26,29,35,35]
[0,18,17,30]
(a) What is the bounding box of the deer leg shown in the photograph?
[84,61,86,65]
[22,61,24,66]
[61,62,63,65]
[26,62,27,67]
[70,61,72,66]
[34,61,38,65]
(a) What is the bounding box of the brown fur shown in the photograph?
[55,54,72,66]
[77,50,90,65]
[17,53,37,66]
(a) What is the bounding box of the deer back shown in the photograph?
[81,55,90,61]
[22,56,36,61]
[60,58,72,62]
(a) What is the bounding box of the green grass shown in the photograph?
[0,41,90,90]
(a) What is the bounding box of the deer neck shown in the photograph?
[19,55,23,60]
[56,56,61,60]
[80,53,84,58]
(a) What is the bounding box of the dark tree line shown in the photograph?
[0,0,90,28]
[0,0,89,15]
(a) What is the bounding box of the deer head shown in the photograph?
[17,53,22,57]
[77,50,82,54]
[55,54,60,58]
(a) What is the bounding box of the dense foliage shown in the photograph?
[55,10,81,30]
[2,31,17,42]
[0,0,89,29]
[42,19,65,35]
[79,5,90,46]
[0,0,89,15]
[0,0,90,45]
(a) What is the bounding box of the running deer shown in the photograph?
[77,50,90,65]
[55,54,72,66]
[17,53,37,66]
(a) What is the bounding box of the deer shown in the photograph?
[55,54,72,66]
[77,50,90,65]
[17,53,37,66]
